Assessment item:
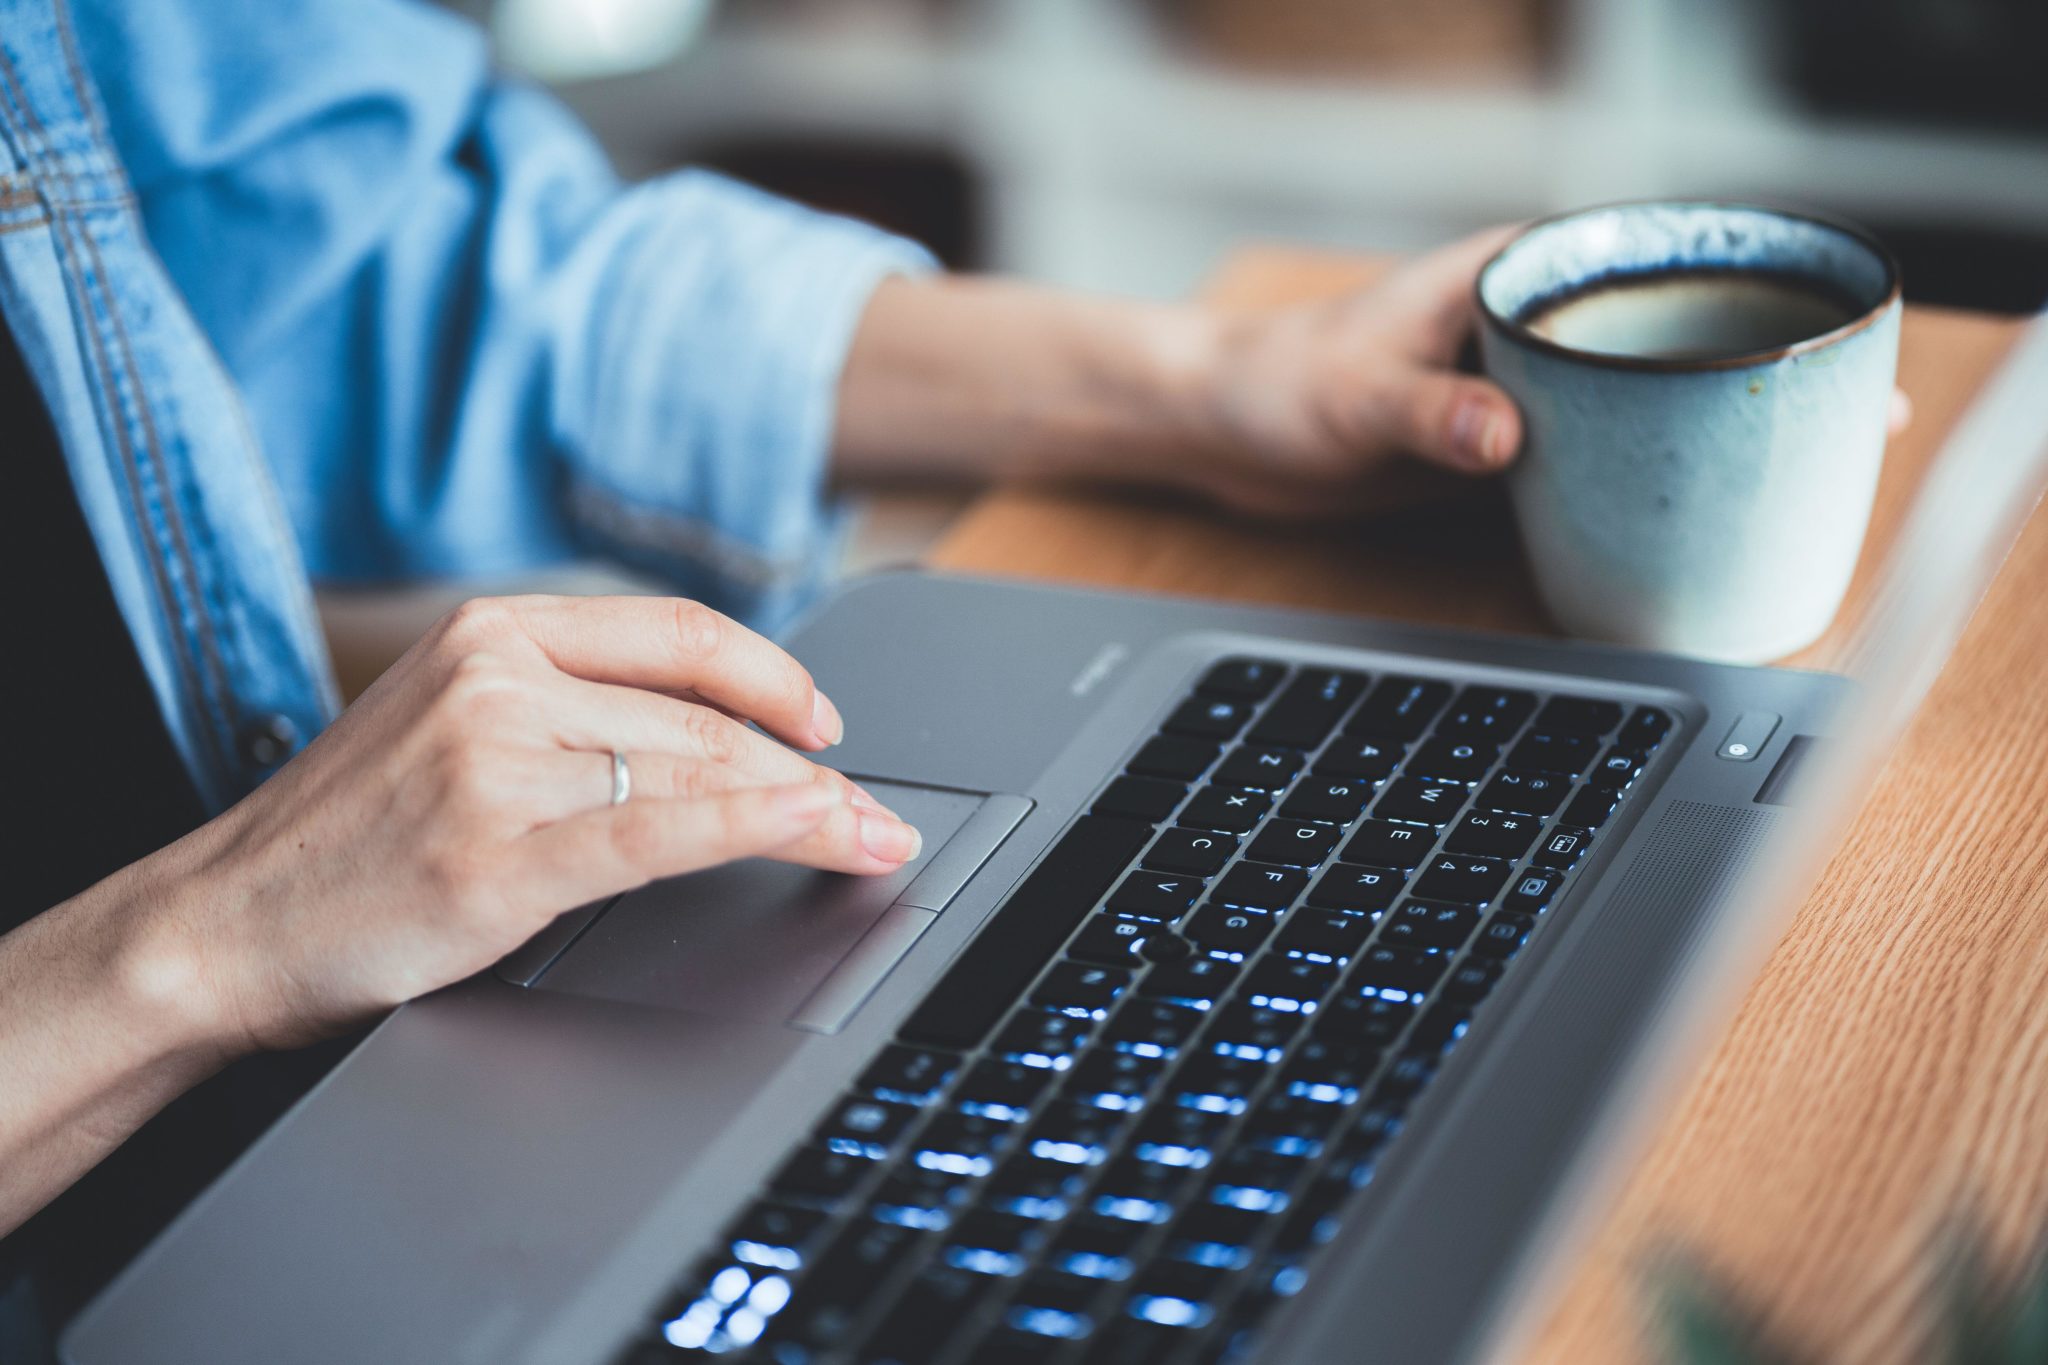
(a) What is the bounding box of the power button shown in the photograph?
[1717,711,1781,761]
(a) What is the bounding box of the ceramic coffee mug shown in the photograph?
[1476,201,1902,662]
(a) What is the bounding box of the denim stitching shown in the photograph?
[0,25,236,785]
[51,0,244,760]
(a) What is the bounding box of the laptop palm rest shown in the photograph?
[501,781,1030,1033]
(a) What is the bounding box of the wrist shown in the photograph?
[1121,303,1237,487]
[83,835,254,1074]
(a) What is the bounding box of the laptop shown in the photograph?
[65,312,2048,1365]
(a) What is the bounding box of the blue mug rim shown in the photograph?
[1475,199,1903,374]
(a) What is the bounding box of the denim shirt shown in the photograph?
[0,0,933,814]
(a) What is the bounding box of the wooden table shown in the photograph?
[930,250,2048,1364]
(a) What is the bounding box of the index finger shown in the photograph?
[486,595,843,751]
[1374,223,1527,358]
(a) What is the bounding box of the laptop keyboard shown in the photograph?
[620,660,1675,1365]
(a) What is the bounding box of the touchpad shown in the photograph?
[522,781,1028,1031]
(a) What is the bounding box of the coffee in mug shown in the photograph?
[1521,270,1864,362]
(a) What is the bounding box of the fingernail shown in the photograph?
[1450,396,1492,468]
[849,783,899,819]
[1478,411,1512,467]
[859,813,922,865]
[811,690,845,747]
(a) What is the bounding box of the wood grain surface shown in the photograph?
[931,248,2047,1363]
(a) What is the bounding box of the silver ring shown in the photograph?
[609,750,632,807]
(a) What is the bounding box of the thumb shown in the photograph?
[1380,369,1523,474]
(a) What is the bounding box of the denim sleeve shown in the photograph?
[71,0,936,631]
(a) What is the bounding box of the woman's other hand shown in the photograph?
[833,229,1521,517]
[1178,228,1524,518]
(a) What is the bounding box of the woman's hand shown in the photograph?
[133,594,921,1055]
[1177,228,1523,519]
[833,229,1521,515]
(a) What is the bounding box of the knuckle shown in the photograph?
[425,735,509,822]
[439,596,515,650]
[667,598,726,667]
[434,652,526,727]
[778,659,819,722]
[812,804,863,860]
[666,757,727,802]
[680,704,742,766]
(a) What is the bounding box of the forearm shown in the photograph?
[831,275,1228,487]
[0,853,230,1236]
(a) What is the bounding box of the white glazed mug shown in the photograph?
[1476,202,1902,663]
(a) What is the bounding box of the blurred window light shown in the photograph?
[494,0,714,82]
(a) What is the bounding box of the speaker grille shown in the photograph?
[1604,799,1781,936]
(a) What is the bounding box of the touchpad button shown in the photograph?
[528,782,990,1023]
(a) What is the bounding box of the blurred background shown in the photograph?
[447,0,2048,307]
[332,0,2048,688]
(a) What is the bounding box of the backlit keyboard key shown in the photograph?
[1587,747,1648,790]
[1195,658,1287,701]
[1206,1002,1309,1062]
[1243,957,1341,1013]
[1312,734,1405,781]
[1435,686,1536,740]
[1142,827,1238,876]
[1070,913,1151,966]
[1532,826,1592,869]
[1440,958,1503,1005]
[1180,785,1271,833]
[1094,775,1186,822]
[1129,736,1220,782]
[1305,862,1404,914]
[1246,669,1369,749]
[1033,962,1133,1018]
[1214,745,1304,790]
[1561,785,1619,830]
[1163,696,1254,740]
[1245,819,1341,867]
[1475,769,1571,816]
[1413,853,1514,904]
[1101,999,1205,1059]
[1278,775,1376,823]
[1618,705,1674,750]
[1340,819,1436,869]
[1503,867,1564,913]
[1471,912,1535,960]
[1138,956,1239,1008]
[1377,900,1478,952]
[1349,676,1451,739]
[1406,737,1496,782]
[1213,863,1308,911]
[1533,696,1624,735]
[1506,730,1600,776]
[859,1046,958,1105]
[1373,778,1468,826]
[1315,992,1414,1046]
[1275,909,1373,962]
[1107,872,1203,921]
[1184,903,1277,959]
[1350,945,1448,1002]
[1443,810,1543,859]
